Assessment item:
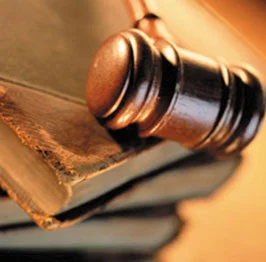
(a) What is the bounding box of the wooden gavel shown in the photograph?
[86,1,265,157]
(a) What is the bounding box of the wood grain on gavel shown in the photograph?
[86,5,265,157]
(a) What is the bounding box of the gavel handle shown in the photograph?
[124,0,177,43]
[124,0,156,22]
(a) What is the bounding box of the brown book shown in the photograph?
[0,82,190,229]
[0,205,180,253]
[0,151,239,228]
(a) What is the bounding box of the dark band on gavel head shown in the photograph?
[86,29,265,157]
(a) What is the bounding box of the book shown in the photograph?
[0,79,191,229]
[0,151,239,228]
[0,205,180,253]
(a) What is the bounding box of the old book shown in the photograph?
[0,152,239,228]
[0,205,180,253]
[0,94,189,229]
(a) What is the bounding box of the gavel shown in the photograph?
[86,1,265,157]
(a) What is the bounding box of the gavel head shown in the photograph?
[86,29,265,157]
